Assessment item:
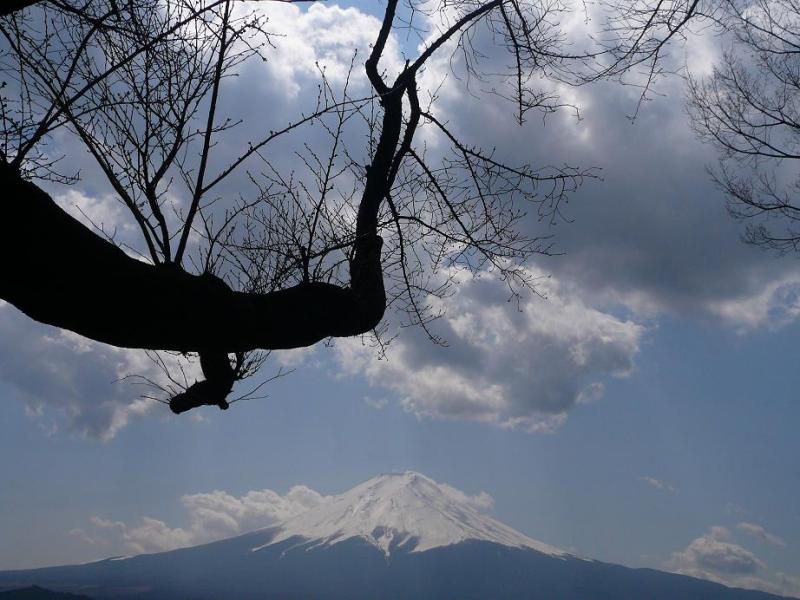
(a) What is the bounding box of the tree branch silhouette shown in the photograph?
[1,0,698,413]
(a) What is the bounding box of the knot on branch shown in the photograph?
[169,379,231,414]
[169,350,237,414]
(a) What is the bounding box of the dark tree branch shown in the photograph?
[0,0,700,414]
[0,160,386,353]
[174,0,231,265]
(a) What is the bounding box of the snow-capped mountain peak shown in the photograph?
[253,471,565,557]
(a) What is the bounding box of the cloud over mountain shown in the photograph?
[671,526,798,598]
[337,266,643,432]
[83,485,329,554]
[76,474,500,555]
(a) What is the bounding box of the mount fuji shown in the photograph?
[255,471,564,557]
[0,472,790,599]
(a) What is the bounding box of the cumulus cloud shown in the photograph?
[0,4,392,441]
[208,2,402,196]
[88,485,328,554]
[239,3,402,92]
[672,527,764,576]
[737,522,787,548]
[1,191,202,442]
[0,303,188,441]
[707,278,800,333]
[7,0,800,442]
[79,476,499,555]
[336,266,643,432]
[415,10,800,333]
[670,527,798,598]
[89,516,194,555]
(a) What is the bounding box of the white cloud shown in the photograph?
[68,527,102,547]
[88,485,328,554]
[235,3,403,96]
[7,0,800,445]
[412,2,800,335]
[79,476,498,555]
[672,526,764,576]
[737,522,787,548]
[336,265,644,432]
[1,173,206,442]
[439,483,494,511]
[0,303,193,441]
[91,516,194,555]
[1,182,205,441]
[707,277,800,333]
[274,345,318,368]
[56,190,135,238]
[670,527,799,598]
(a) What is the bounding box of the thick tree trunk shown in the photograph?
[0,0,44,17]
[0,162,386,354]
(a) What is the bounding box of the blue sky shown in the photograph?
[1,1,799,596]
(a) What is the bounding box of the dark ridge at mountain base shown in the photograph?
[0,586,92,599]
[0,534,790,600]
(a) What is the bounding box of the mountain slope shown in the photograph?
[0,472,792,599]
[0,536,788,600]
[257,471,564,556]
[0,587,92,599]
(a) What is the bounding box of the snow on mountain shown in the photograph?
[253,471,566,557]
[2,472,793,599]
